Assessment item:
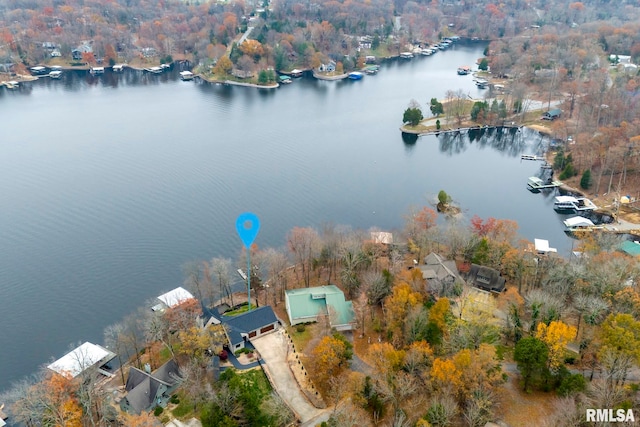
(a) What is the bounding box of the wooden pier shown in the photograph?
[527,177,562,190]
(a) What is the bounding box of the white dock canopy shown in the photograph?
[47,342,115,378]
[534,239,557,254]
[154,286,195,311]
[563,216,595,228]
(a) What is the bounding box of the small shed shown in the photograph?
[542,109,562,120]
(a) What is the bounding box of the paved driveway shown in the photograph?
[252,329,323,423]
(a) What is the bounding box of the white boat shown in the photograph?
[4,81,19,89]
[457,66,471,75]
[400,52,414,59]
[554,196,597,213]
[421,48,434,56]
[348,71,364,80]
[112,64,125,72]
[145,66,163,74]
[179,70,194,80]
[90,66,105,75]
[49,70,63,79]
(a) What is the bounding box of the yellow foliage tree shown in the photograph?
[214,56,233,75]
[535,320,576,371]
[428,297,450,333]
[310,335,349,388]
[367,342,406,376]
[385,280,423,338]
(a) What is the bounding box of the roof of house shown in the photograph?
[157,287,195,308]
[124,359,181,414]
[545,108,562,116]
[286,285,354,327]
[468,264,506,293]
[47,342,115,378]
[620,240,640,257]
[222,306,278,346]
[420,253,463,283]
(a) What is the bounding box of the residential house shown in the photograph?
[72,42,93,61]
[318,60,336,73]
[419,253,465,296]
[285,285,354,331]
[120,359,181,414]
[542,108,562,120]
[467,264,506,293]
[201,305,280,351]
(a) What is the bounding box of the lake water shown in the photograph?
[0,43,572,391]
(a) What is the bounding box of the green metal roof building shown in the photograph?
[619,240,640,257]
[285,285,355,331]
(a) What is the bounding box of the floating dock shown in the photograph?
[527,176,562,190]
[521,154,545,161]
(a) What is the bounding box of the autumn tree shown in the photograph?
[309,333,353,390]
[598,313,640,385]
[535,320,576,372]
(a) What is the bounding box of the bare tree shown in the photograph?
[210,257,234,307]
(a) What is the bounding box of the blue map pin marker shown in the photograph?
[236,212,260,248]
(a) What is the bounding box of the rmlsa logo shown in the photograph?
[586,409,635,423]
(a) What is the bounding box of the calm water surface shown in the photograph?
[0,43,572,390]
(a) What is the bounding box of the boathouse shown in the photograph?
[151,287,195,312]
[47,342,116,378]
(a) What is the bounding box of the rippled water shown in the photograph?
[0,43,572,390]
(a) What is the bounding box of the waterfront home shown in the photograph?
[318,61,336,73]
[120,359,181,414]
[72,42,93,61]
[542,108,562,120]
[419,252,465,296]
[152,286,195,312]
[47,342,116,378]
[553,196,597,213]
[467,264,506,293]
[201,305,280,351]
[285,285,355,331]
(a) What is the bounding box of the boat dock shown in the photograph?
[527,176,562,190]
[521,154,545,161]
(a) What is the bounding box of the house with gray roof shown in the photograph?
[201,305,280,352]
[467,264,506,293]
[419,253,465,297]
[285,285,355,331]
[120,359,181,414]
